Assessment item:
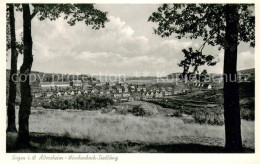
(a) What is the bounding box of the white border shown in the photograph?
[0,0,259,164]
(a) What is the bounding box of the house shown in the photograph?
[150,92,154,98]
[122,92,130,98]
[83,84,92,92]
[92,80,98,85]
[122,83,128,88]
[57,92,62,97]
[124,87,129,92]
[34,92,42,98]
[101,82,107,86]
[55,82,70,88]
[109,82,116,86]
[155,92,163,98]
[64,92,68,96]
[173,83,187,94]
[31,87,42,93]
[108,86,113,91]
[46,92,53,97]
[78,91,82,95]
[117,87,123,93]
[40,82,55,91]
[95,81,102,87]
[132,93,141,100]
[161,87,166,92]
[130,85,135,89]
[70,91,75,95]
[113,99,118,103]
[145,92,150,98]
[174,90,181,94]
[137,87,142,92]
[114,94,122,98]
[167,87,173,91]
[72,80,82,87]
[120,98,128,102]
[164,91,172,96]
[202,83,213,90]
[91,88,99,94]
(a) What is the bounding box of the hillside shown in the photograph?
[166,68,255,82]
[6,70,96,104]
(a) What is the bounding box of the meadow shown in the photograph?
[7,102,254,153]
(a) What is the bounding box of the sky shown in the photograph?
[6,4,255,76]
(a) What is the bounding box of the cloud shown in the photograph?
[237,51,255,70]
[76,51,124,63]
[161,39,192,50]
[7,6,254,76]
[200,50,254,74]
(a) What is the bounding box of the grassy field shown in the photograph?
[7,102,254,153]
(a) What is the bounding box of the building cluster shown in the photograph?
[31,79,215,102]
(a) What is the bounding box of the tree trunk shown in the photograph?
[16,4,33,148]
[223,4,242,152]
[7,4,18,133]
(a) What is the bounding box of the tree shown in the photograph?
[16,4,32,147]
[200,69,208,82]
[6,6,11,52]
[148,4,254,152]
[6,4,23,133]
[6,4,18,132]
[178,47,216,80]
[16,4,108,148]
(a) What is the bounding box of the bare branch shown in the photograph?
[30,9,38,19]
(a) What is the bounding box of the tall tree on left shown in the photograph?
[6,4,18,132]
[16,4,32,147]
[16,4,108,148]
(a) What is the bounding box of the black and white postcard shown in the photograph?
[0,0,259,164]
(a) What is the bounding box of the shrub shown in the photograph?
[192,108,224,126]
[130,105,147,117]
[43,96,114,111]
[127,105,155,117]
[241,107,254,121]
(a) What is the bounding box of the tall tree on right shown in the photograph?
[148,4,255,152]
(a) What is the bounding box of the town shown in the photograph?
[31,77,218,103]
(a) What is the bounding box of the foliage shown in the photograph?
[6,5,23,54]
[31,4,109,29]
[129,105,147,117]
[148,4,255,48]
[200,69,209,82]
[240,100,254,121]
[149,4,255,86]
[192,107,224,125]
[240,107,254,121]
[178,48,216,79]
[6,5,10,51]
[7,4,108,54]
[43,96,114,110]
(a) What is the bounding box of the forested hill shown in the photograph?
[166,68,255,82]
[6,69,97,86]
